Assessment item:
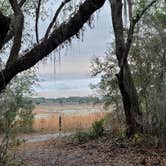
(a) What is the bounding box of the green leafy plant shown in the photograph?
[132,133,143,144]
[74,119,105,143]
[0,69,37,164]
[90,119,104,138]
[74,131,90,143]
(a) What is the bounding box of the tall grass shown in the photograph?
[33,112,110,132]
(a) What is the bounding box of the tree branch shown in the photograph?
[19,0,27,7]
[109,0,125,64]
[127,0,133,21]
[35,0,42,44]
[133,0,158,24]
[0,0,26,50]
[44,0,71,41]
[125,0,158,60]
[0,0,106,91]
[6,0,24,67]
[0,12,10,49]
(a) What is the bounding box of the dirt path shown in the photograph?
[17,134,166,166]
[18,133,72,143]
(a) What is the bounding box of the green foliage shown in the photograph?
[90,119,104,138]
[28,96,102,105]
[17,107,34,133]
[74,119,105,143]
[74,131,90,143]
[0,69,37,164]
[130,4,166,143]
[91,1,166,143]
[0,70,37,134]
[132,133,143,144]
[90,45,124,118]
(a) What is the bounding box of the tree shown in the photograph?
[108,0,158,137]
[130,5,166,142]
[91,0,165,137]
[0,0,106,92]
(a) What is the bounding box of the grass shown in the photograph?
[33,105,110,132]
[33,111,110,132]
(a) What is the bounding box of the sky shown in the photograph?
[34,0,114,98]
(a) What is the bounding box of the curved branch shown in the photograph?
[19,0,27,7]
[35,0,42,44]
[0,0,106,91]
[0,0,26,50]
[125,0,159,61]
[44,0,71,40]
[0,12,10,49]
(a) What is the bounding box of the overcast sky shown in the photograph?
[33,0,114,98]
[36,0,113,75]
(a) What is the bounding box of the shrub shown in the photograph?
[90,119,104,138]
[74,119,105,143]
[132,133,143,144]
[74,131,90,143]
[0,70,36,164]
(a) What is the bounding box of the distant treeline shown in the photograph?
[25,96,104,105]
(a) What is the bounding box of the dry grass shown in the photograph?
[33,104,112,132]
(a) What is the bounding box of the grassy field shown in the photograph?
[33,104,112,132]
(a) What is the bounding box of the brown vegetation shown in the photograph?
[33,104,112,132]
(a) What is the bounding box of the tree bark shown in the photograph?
[0,12,10,49]
[109,0,142,137]
[116,61,143,137]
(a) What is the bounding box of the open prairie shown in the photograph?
[33,104,112,132]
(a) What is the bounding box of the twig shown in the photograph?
[44,0,71,41]
[35,0,42,44]
[124,0,158,62]
[127,0,132,21]
[19,0,27,7]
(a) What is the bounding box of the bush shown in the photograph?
[0,70,36,164]
[74,119,105,143]
[74,131,90,143]
[90,119,104,138]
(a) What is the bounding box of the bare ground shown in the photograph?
[17,134,166,166]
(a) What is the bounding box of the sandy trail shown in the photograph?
[18,132,72,143]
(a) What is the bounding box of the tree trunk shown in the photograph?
[0,12,10,49]
[116,60,143,137]
[109,0,142,137]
